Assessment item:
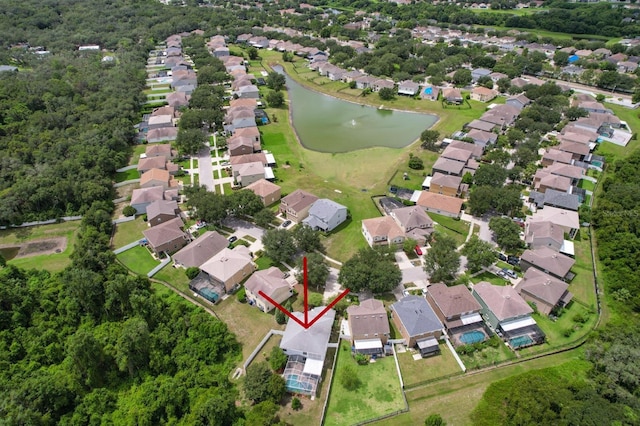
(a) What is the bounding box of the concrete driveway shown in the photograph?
[460,212,494,246]
[222,217,266,254]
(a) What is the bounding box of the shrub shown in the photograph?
[185,267,200,280]
[275,308,286,325]
[572,312,588,324]
[563,328,574,337]
[123,206,137,217]
[292,397,302,410]
[355,353,369,365]
[269,346,288,372]
[236,287,246,303]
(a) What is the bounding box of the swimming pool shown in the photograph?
[509,335,534,349]
[285,374,314,393]
[459,330,485,345]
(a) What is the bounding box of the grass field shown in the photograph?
[397,344,464,388]
[459,340,516,371]
[570,228,597,309]
[470,271,510,286]
[116,245,160,276]
[212,295,285,362]
[112,217,148,248]
[380,348,584,426]
[1,221,80,273]
[325,340,406,426]
[126,144,147,166]
[115,168,139,182]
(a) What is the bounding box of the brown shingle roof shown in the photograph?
[521,247,575,279]
[427,283,481,318]
[515,268,571,307]
[143,217,185,248]
[362,216,404,241]
[281,189,318,213]
[245,179,281,198]
[173,231,229,268]
[473,281,533,321]
[416,192,464,216]
[140,168,170,186]
[347,299,390,337]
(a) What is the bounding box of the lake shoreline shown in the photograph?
[273,64,438,153]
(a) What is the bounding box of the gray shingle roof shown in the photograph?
[391,296,443,337]
[280,307,336,359]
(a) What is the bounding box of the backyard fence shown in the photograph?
[242,329,284,373]
[0,216,82,230]
[319,337,343,426]
[113,240,143,255]
[115,165,138,172]
[147,255,171,278]
[114,179,140,188]
[112,216,135,225]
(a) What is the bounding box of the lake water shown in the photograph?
[274,66,438,153]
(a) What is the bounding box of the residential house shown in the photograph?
[166,92,190,108]
[441,145,474,163]
[520,247,575,281]
[280,307,336,395]
[515,268,573,316]
[279,189,319,223]
[342,70,364,83]
[244,267,293,313]
[466,119,496,133]
[557,140,590,162]
[232,161,265,187]
[355,75,376,90]
[140,168,178,190]
[146,127,178,144]
[421,86,440,101]
[234,85,260,99]
[302,199,348,232]
[245,179,281,206]
[130,186,164,215]
[470,87,497,102]
[472,281,544,348]
[146,200,180,227]
[533,171,572,193]
[543,162,585,185]
[429,173,462,197]
[425,283,485,339]
[618,61,638,73]
[346,299,391,355]
[398,80,420,96]
[229,152,267,167]
[528,206,580,239]
[525,220,564,251]
[233,126,261,146]
[228,135,256,156]
[506,94,531,110]
[143,217,188,255]
[529,189,581,211]
[390,205,434,246]
[173,231,229,268]
[471,68,492,82]
[145,144,175,160]
[467,129,498,148]
[447,140,484,158]
[148,114,174,130]
[442,88,463,104]
[416,192,464,218]
[372,79,395,92]
[362,216,405,248]
[480,104,520,129]
[225,108,256,130]
[199,246,255,293]
[390,296,443,357]
[541,149,573,166]
[137,156,179,175]
[577,101,611,115]
[432,157,465,176]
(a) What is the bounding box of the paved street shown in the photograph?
[197,146,214,191]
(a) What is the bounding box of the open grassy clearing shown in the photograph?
[434,224,467,248]
[570,228,597,309]
[126,144,147,166]
[116,244,160,276]
[389,150,440,191]
[111,216,148,248]
[153,264,190,292]
[428,213,470,235]
[397,344,463,388]
[380,348,584,426]
[212,295,285,363]
[469,7,547,16]
[578,179,595,191]
[458,340,516,371]
[325,340,405,426]
[0,221,79,273]
[115,168,139,182]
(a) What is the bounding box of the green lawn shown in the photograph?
[470,271,510,286]
[324,340,406,426]
[115,168,139,182]
[384,349,584,426]
[116,244,160,276]
[434,224,467,248]
[112,217,148,248]
[458,340,516,371]
[1,221,80,273]
[570,228,597,309]
[212,295,285,362]
[127,145,147,166]
[396,344,464,388]
[578,179,595,191]
[153,264,191,293]
[428,213,470,235]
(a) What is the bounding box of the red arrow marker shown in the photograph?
[259,256,350,329]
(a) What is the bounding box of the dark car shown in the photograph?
[507,256,520,266]
[281,220,292,228]
[228,236,238,244]
[496,252,508,262]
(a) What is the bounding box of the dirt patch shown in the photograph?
[0,237,67,259]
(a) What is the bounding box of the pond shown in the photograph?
[274,66,438,153]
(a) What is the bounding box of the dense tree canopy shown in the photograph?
[423,233,460,284]
[338,247,401,293]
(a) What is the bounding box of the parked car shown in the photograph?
[196,221,207,229]
[281,220,292,228]
[502,268,517,279]
[414,245,423,256]
[228,236,238,244]
[507,255,520,266]
[497,270,508,279]
[496,252,508,262]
